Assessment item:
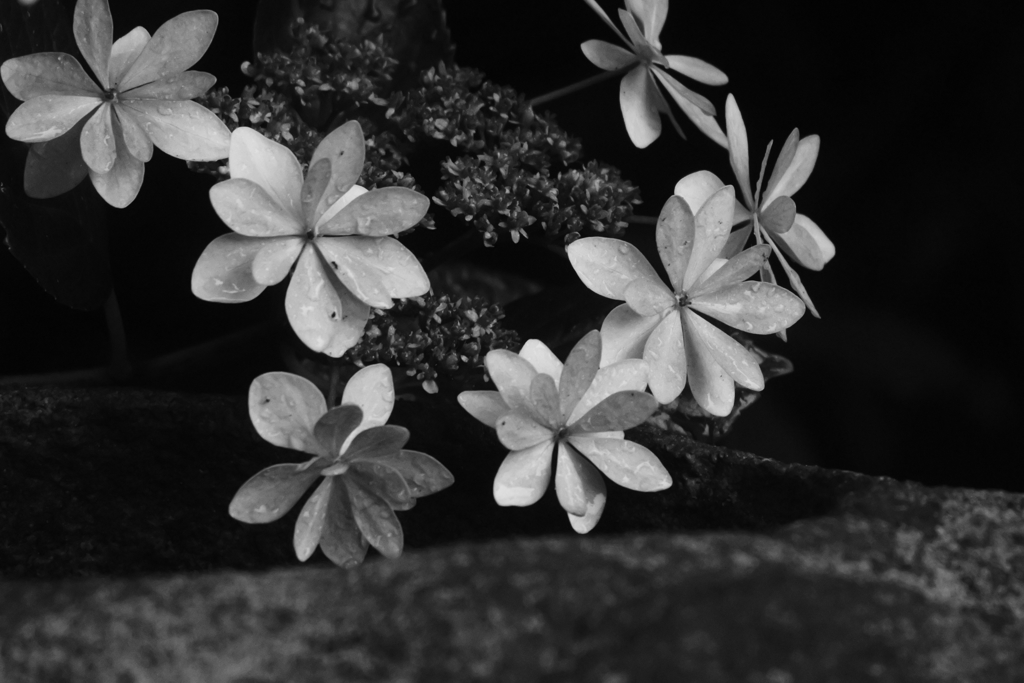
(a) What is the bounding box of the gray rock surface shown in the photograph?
[1,385,1022,681]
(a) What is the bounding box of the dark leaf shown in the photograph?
[344,475,404,559]
[228,458,324,524]
[344,424,410,460]
[313,404,363,459]
[372,449,454,498]
[319,478,369,568]
[349,460,414,510]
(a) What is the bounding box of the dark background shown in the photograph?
[1,0,1019,490]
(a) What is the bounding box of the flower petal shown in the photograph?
[23,119,91,199]
[762,135,820,207]
[1,53,102,99]
[569,390,658,434]
[566,455,607,534]
[318,480,368,568]
[497,411,554,450]
[583,0,632,46]
[293,477,332,562]
[108,27,150,88]
[314,235,429,307]
[318,187,428,237]
[228,459,324,524]
[345,476,403,559]
[665,54,728,85]
[308,120,366,225]
[555,441,599,517]
[650,67,715,117]
[284,245,370,357]
[643,308,686,403]
[581,39,638,71]
[301,158,332,228]
[599,303,662,366]
[191,233,267,302]
[248,371,326,453]
[569,436,672,491]
[340,363,396,441]
[625,0,668,47]
[690,280,806,334]
[683,310,764,391]
[570,435,672,492]
[118,10,219,91]
[209,177,304,237]
[569,358,649,424]
[88,115,144,208]
[518,339,564,385]
[673,170,725,216]
[485,349,539,414]
[457,390,510,428]
[123,70,216,100]
[312,404,364,459]
[559,330,601,421]
[684,185,736,291]
[725,94,755,208]
[528,373,561,429]
[653,69,727,148]
[619,65,661,148]
[493,440,554,507]
[115,106,153,161]
[655,195,695,293]
[348,460,414,511]
[5,95,100,142]
[342,425,410,462]
[687,244,770,299]
[759,196,796,235]
[720,222,753,261]
[121,99,230,161]
[80,103,116,174]
[762,128,799,207]
[567,237,664,300]
[680,314,734,416]
[252,236,304,285]
[225,127,302,220]
[773,213,834,271]
[624,274,676,317]
[764,234,820,319]
[73,0,113,89]
[369,450,454,498]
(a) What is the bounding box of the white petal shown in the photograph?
[340,364,395,451]
[599,303,663,366]
[581,39,638,71]
[555,441,599,517]
[248,371,326,453]
[625,0,668,47]
[773,213,834,271]
[497,412,554,451]
[518,339,564,386]
[314,235,429,308]
[568,436,672,491]
[643,308,686,404]
[725,93,754,208]
[227,127,304,224]
[568,359,649,425]
[761,135,820,207]
[485,349,538,414]
[457,391,510,428]
[252,236,304,285]
[191,233,267,302]
[567,237,664,300]
[120,99,229,161]
[680,313,735,416]
[664,54,728,85]
[624,276,676,317]
[619,65,661,148]
[674,170,726,215]
[684,185,736,291]
[493,440,554,507]
[683,310,763,390]
[284,245,369,357]
[209,178,304,237]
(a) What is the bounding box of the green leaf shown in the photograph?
[569,390,658,434]
[228,459,324,524]
[373,450,454,498]
[759,196,796,235]
[344,425,411,461]
[118,10,218,91]
[318,480,368,568]
[559,330,601,421]
[345,476,404,559]
[313,404,363,459]
[349,461,414,511]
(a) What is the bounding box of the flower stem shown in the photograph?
[327,364,341,407]
[420,228,482,274]
[105,289,131,381]
[527,65,633,108]
[626,215,657,225]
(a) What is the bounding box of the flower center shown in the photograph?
[102,88,119,103]
[676,292,691,308]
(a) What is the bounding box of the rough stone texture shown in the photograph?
[1,385,1023,681]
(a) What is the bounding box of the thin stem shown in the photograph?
[104,289,131,381]
[627,215,657,225]
[528,65,633,108]
[327,364,341,407]
[420,228,483,274]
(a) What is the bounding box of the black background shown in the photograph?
[1,0,1019,490]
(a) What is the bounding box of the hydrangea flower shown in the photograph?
[230,365,454,568]
[458,330,671,534]
[581,0,728,148]
[0,0,230,207]
[677,93,835,316]
[567,189,806,415]
[191,121,430,357]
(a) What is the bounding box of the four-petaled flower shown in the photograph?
[191,121,431,357]
[581,0,728,148]
[458,331,672,533]
[230,365,454,568]
[1,0,230,207]
[677,93,835,316]
[568,188,806,415]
